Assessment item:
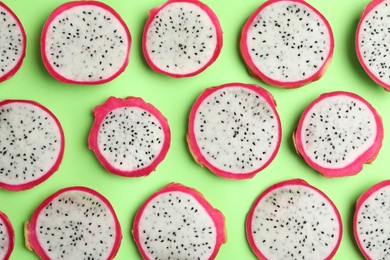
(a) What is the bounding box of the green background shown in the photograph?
[0,0,387,259]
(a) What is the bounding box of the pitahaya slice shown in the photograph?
[246,179,342,259]
[133,183,226,259]
[354,180,390,259]
[187,83,281,179]
[294,91,383,177]
[0,100,65,191]
[240,0,334,88]
[25,186,122,259]
[41,1,131,85]
[143,0,223,77]
[0,211,14,260]
[88,97,171,177]
[356,0,390,91]
[0,2,26,83]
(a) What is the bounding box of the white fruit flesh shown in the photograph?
[97,107,165,171]
[358,0,390,86]
[0,217,10,259]
[145,2,217,75]
[35,190,117,259]
[194,86,278,174]
[0,5,24,78]
[138,191,216,259]
[246,1,331,82]
[356,185,390,260]
[300,95,377,169]
[44,5,129,81]
[0,103,61,186]
[250,184,340,259]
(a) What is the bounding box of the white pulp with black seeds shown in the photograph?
[0,4,24,79]
[0,102,62,187]
[145,2,218,75]
[0,217,10,259]
[97,107,164,171]
[249,184,340,259]
[355,184,390,260]
[33,190,118,259]
[43,4,129,82]
[357,0,390,88]
[194,87,279,174]
[300,95,377,169]
[245,1,331,83]
[138,191,217,259]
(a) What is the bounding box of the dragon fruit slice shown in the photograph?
[143,0,223,77]
[133,183,226,259]
[41,1,131,85]
[25,186,122,259]
[0,211,14,260]
[294,91,383,177]
[0,2,26,83]
[354,180,390,259]
[247,179,342,259]
[88,96,171,177]
[356,0,390,91]
[240,0,334,88]
[187,83,281,179]
[0,100,65,191]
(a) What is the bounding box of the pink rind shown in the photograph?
[294,91,384,177]
[41,1,131,85]
[0,100,65,191]
[356,0,390,91]
[88,96,171,177]
[25,186,122,260]
[0,2,26,83]
[246,179,343,260]
[0,211,15,260]
[353,180,390,260]
[187,83,282,180]
[240,0,334,88]
[132,183,226,260]
[142,0,223,78]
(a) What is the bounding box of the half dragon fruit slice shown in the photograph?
[246,179,342,259]
[354,180,390,259]
[0,212,14,260]
[88,97,171,177]
[0,100,65,191]
[294,91,383,177]
[25,186,122,259]
[143,0,223,77]
[41,1,131,85]
[240,0,334,88]
[187,83,281,179]
[0,2,26,83]
[356,0,390,91]
[133,183,226,259]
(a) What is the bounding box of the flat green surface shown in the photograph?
[0,0,387,259]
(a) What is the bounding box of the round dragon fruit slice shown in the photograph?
[25,186,122,259]
[41,1,131,85]
[240,0,334,88]
[133,183,226,259]
[0,212,14,260]
[88,96,171,177]
[294,91,383,177]
[246,179,342,259]
[0,2,26,83]
[354,180,390,259]
[143,0,223,77]
[187,83,281,179]
[0,100,65,191]
[356,0,390,91]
